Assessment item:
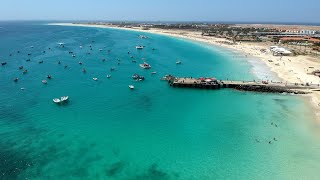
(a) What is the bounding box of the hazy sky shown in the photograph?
[1,0,319,23]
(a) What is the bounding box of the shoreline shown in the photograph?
[49,23,320,120]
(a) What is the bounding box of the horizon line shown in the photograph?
[0,20,320,26]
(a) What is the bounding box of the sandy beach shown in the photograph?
[50,23,320,119]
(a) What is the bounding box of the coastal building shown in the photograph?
[270,46,292,56]
[279,36,320,45]
[300,30,316,35]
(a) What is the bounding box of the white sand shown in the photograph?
[50,23,320,120]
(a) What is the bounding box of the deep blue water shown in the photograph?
[0,22,319,179]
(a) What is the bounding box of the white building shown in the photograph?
[299,30,316,35]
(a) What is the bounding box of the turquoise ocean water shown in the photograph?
[0,22,320,179]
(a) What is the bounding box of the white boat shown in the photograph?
[53,98,61,103]
[53,96,69,104]
[176,61,182,64]
[42,80,47,84]
[140,62,151,69]
[151,72,157,74]
[106,75,111,78]
[58,43,65,46]
[93,77,98,81]
[60,96,69,102]
[129,85,135,89]
[136,45,144,50]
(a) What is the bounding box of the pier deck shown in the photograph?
[163,76,320,94]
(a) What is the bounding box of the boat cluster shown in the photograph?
[2,34,185,105]
[53,96,69,105]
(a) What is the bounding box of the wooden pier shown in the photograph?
[162,75,320,94]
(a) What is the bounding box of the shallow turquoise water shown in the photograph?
[0,22,320,179]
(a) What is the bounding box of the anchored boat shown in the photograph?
[132,74,145,81]
[136,45,144,50]
[53,96,69,104]
[140,62,151,69]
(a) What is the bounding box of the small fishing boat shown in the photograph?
[79,61,83,65]
[151,72,157,74]
[20,87,25,90]
[58,43,65,46]
[106,75,111,78]
[13,78,18,82]
[53,96,69,104]
[99,49,103,51]
[38,60,43,64]
[64,65,68,69]
[47,75,52,79]
[72,54,76,57]
[60,96,69,102]
[19,66,23,70]
[1,62,7,66]
[110,67,115,71]
[176,60,182,64]
[42,80,47,84]
[129,85,135,89]
[140,62,151,69]
[23,70,28,74]
[132,74,145,81]
[26,59,31,62]
[136,45,144,50]
[93,77,98,81]
[53,98,61,103]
